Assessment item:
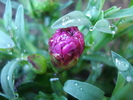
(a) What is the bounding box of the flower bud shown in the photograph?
[49,26,84,71]
[27,54,47,74]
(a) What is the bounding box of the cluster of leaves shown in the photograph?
[0,0,133,100]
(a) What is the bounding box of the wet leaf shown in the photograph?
[1,60,19,99]
[3,0,12,31]
[94,19,117,34]
[51,11,91,29]
[0,30,15,49]
[63,80,104,100]
[105,7,133,19]
[111,51,133,82]
[14,5,25,49]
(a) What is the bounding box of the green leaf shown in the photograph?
[52,93,67,100]
[75,0,82,10]
[14,5,25,49]
[35,91,51,100]
[0,93,9,100]
[111,51,131,71]
[59,0,73,10]
[111,83,133,100]
[1,0,20,9]
[105,7,133,19]
[1,60,19,99]
[94,19,117,34]
[82,51,114,66]
[50,78,64,96]
[3,0,12,31]
[104,6,121,18]
[111,51,133,82]
[63,80,104,100]
[85,0,105,21]
[114,16,133,39]
[112,73,125,96]
[86,62,103,83]
[51,11,91,29]
[0,30,15,49]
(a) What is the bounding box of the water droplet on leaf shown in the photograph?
[15,93,19,98]
[62,15,72,25]
[109,24,117,34]
[6,75,10,80]
[89,26,93,31]
[14,26,18,30]
[79,87,83,90]
[23,49,26,53]
[21,53,24,60]
[115,58,129,71]
[7,44,11,48]
[126,76,132,82]
[50,78,59,82]
[74,82,79,86]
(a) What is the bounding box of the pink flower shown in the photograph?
[49,26,84,71]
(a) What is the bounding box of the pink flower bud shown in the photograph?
[49,26,84,71]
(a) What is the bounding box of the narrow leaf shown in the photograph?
[85,0,105,21]
[51,11,91,29]
[105,7,133,19]
[0,30,15,49]
[63,80,104,100]
[111,51,131,71]
[82,51,114,66]
[3,0,12,31]
[59,0,73,10]
[111,51,133,82]
[1,60,18,99]
[104,6,121,17]
[94,19,117,34]
[14,5,25,49]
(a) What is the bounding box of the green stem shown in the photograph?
[111,72,125,96]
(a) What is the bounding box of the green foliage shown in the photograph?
[51,11,91,29]
[0,30,15,49]
[63,80,104,100]
[0,0,133,100]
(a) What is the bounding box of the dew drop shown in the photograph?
[14,26,18,30]
[50,78,59,82]
[15,93,19,98]
[21,53,24,60]
[115,59,129,71]
[78,18,81,21]
[109,24,117,34]
[23,49,26,53]
[126,76,132,82]
[16,58,20,60]
[7,44,11,48]
[74,82,79,86]
[89,26,93,31]
[79,87,83,90]
[85,10,92,19]
[62,15,72,25]
[6,75,10,80]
